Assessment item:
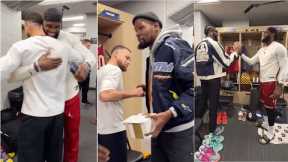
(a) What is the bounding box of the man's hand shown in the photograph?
[233,41,241,54]
[130,87,145,97]
[136,84,146,94]
[270,84,283,99]
[74,63,89,81]
[146,110,173,138]
[98,145,110,162]
[37,53,62,71]
[128,85,145,97]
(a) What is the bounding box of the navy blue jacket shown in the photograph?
[147,35,194,131]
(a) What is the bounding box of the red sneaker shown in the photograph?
[217,112,222,125]
[222,112,228,125]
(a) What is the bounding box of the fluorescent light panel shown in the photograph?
[39,0,86,6]
[198,0,220,3]
[73,23,86,27]
[62,15,86,21]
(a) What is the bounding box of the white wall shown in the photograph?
[0,2,22,110]
[63,27,87,33]
[193,11,211,45]
[222,19,249,27]
[85,14,97,89]
[193,11,212,87]
[62,14,97,88]
[116,0,194,45]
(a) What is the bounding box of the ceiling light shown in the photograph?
[62,15,86,22]
[73,23,86,27]
[39,0,87,6]
[197,0,220,3]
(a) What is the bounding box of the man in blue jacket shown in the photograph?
[195,26,239,135]
[133,12,194,162]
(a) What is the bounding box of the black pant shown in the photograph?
[98,131,127,162]
[197,78,221,133]
[151,127,194,162]
[266,108,276,126]
[79,73,90,102]
[17,113,64,162]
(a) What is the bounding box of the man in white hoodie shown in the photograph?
[7,8,96,162]
[240,27,288,144]
[0,11,83,162]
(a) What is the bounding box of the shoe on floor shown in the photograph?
[256,121,268,131]
[202,139,224,153]
[199,145,221,162]
[258,133,275,145]
[217,112,222,125]
[82,101,92,105]
[222,112,228,125]
[194,151,210,162]
[214,125,224,136]
[204,133,224,143]
[258,128,265,137]
[203,136,224,146]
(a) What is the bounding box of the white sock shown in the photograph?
[262,116,269,129]
[267,126,274,139]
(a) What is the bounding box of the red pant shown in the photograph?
[64,94,80,162]
[260,82,277,109]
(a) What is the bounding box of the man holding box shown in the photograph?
[97,45,145,162]
[133,12,195,162]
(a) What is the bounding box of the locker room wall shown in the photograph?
[0,2,22,110]
[98,3,146,153]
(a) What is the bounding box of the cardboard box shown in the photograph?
[233,91,251,105]
[123,114,152,139]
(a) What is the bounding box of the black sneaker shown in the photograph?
[82,101,92,105]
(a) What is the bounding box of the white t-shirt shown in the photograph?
[241,41,288,83]
[0,36,83,117]
[97,64,125,134]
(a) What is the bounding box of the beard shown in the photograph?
[262,35,271,44]
[118,64,127,72]
[43,29,59,38]
[213,34,218,41]
[138,40,151,49]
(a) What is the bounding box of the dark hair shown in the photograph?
[204,25,216,36]
[44,8,62,22]
[111,45,131,55]
[81,39,92,43]
[267,27,278,40]
[22,11,43,25]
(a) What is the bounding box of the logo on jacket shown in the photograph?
[152,62,174,73]
[196,42,209,62]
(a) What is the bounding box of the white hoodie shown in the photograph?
[7,31,96,101]
[241,41,288,83]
